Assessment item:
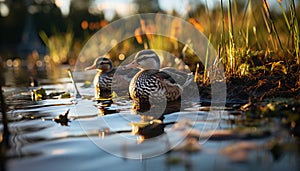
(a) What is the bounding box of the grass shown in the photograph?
[42,1,300,71]
[184,0,300,101]
[39,28,74,65]
[36,0,300,99]
[206,0,299,79]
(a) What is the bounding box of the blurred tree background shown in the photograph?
[0,0,162,67]
[0,0,299,76]
[0,0,103,64]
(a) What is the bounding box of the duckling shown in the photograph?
[123,50,193,120]
[85,57,116,99]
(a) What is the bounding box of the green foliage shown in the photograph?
[189,0,300,78]
[32,88,47,101]
[32,88,72,101]
[39,28,74,65]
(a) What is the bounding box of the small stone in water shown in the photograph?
[220,141,259,163]
[174,137,202,152]
[165,156,183,165]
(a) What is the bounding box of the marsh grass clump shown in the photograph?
[185,0,300,101]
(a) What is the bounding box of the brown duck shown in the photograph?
[123,50,193,120]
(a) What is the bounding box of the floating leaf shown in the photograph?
[53,109,70,126]
[81,81,92,88]
[48,91,65,98]
[32,88,47,101]
[60,92,71,98]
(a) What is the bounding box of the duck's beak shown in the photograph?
[84,64,97,71]
[122,60,138,70]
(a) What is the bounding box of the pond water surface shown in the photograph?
[1,66,299,171]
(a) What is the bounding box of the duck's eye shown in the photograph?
[98,61,110,65]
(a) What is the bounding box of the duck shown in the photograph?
[85,57,116,100]
[85,57,139,100]
[123,49,193,120]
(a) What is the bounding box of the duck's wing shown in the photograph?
[153,70,182,101]
[160,67,193,87]
[95,69,116,90]
[161,67,187,78]
[155,70,177,84]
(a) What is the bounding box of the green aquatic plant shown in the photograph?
[39,28,74,65]
[32,88,47,101]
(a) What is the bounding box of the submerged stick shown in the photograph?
[67,68,82,99]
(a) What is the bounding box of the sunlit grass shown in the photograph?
[39,28,74,65]
[191,0,300,78]
[38,0,299,82]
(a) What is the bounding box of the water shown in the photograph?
[1,66,299,171]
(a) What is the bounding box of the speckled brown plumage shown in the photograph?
[123,50,193,118]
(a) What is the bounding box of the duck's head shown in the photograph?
[124,50,160,70]
[85,57,113,72]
